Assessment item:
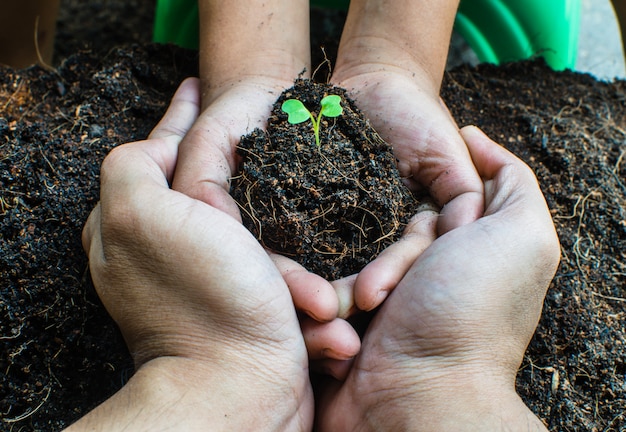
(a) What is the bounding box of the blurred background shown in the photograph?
[49,0,626,82]
[576,0,625,80]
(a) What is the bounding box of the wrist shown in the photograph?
[333,39,441,98]
[148,357,312,431]
[199,0,310,104]
[335,0,460,92]
[199,71,298,109]
[339,358,547,431]
[66,356,312,432]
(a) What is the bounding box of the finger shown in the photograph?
[461,126,555,222]
[105,78,201,189]
[460,125,526,180]
[331,274,358,320]
[437,190,484,234]
[353,209,438,311]
[301,317,361,361]
[148,77,201,141]
[84,79,202,257]
[171,89,271,215]
[271,254,338,322]
[410,134,484,234]
[462,125,560,272]
[460,124,539,213]
[81,202,101,256]
[145,78,201,183]
[170,116,243,219]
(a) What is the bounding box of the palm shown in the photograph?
[333,71,484,233]
[363,218,539,363]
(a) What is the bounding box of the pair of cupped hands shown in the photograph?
[79,64,559,430]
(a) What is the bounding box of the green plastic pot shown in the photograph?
[153,0,581,70]
[455,0,581,70]
[153,0,199,50]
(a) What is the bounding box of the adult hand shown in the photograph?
[71,79,336,431]
[316,126,560,431]
[329,0,485,311]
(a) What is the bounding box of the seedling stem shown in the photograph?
[281,95,343,146]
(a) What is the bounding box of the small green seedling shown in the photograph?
[281,95,343,146]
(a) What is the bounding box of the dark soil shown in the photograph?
[232,79,421,280]
[1,1,625,430]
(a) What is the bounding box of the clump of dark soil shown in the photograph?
[232,79,421,280]
[1,1,625,431]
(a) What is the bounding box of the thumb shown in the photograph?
[149,77,201,141]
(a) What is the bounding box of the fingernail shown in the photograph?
[366,289,388,311]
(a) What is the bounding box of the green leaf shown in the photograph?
[319,95,343,118]
[281,99,311,124]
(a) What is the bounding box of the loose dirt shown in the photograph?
[1,1,624,430]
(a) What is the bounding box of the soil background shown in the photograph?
[1,0,625,430]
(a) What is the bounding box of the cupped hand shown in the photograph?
[169,76,361,364]
[316,126,560,431]
[332,67,484,230]
[81,79,317,430]
[313,1,484,327]
[330,65,485,311]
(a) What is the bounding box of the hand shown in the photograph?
[326,0,485,311]
[330,67,485,311]
[332,69,483,230]
[74,79,315,431]
[170,78,362,365]
[316,126,560,431]
[332,0,484,233]
[171,0,362,364]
